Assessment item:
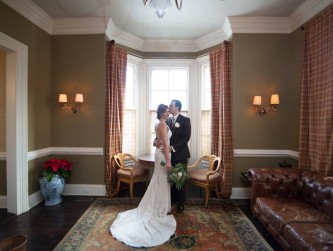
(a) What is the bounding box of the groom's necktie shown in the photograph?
[171,117,175,128]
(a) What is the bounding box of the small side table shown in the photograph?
[138,154,155,168]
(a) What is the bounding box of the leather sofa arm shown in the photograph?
[247,168,302,212]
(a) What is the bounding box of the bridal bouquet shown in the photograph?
[161,161,188,190]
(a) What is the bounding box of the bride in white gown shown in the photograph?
[110,104,176,248]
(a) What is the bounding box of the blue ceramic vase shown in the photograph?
[39,175,65,206]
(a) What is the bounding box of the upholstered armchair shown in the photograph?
[114,153,150,199]
[187,155,222,206]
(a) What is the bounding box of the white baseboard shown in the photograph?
[230,187,251,199]
[29,190,44,209]
[62,184,106,196]
[1,185,250,209]
[0,196,6,208]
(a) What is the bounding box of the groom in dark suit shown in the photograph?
[167,100,191,213]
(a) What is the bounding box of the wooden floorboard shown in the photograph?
[0,196,95,251]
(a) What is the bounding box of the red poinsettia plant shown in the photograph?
[42,158,74,182]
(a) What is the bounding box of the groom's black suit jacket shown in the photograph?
[167,114,191,163]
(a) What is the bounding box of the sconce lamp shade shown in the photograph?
[75,93,84,103]
[253,96,262,105]
[58,94,67,103]
[270,94,280,105]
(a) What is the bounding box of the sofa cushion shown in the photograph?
[255,197,333,232]
[282,222,333,251]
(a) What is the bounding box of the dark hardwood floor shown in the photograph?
[0,193,281,250]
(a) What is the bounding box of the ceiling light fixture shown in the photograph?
[143,0,183,18]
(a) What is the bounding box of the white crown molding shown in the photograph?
[52,17,109,35]
[3,0,331,51]
[228,17,291,34]
[195,16,233,51]
[108,28,144,51]
[234,149,299,159]
[289,0,333,32]
[2,0,53,34]
[142,39,199,52]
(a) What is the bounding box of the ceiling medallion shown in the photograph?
[143,0,183,18]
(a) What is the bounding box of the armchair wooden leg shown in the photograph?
[130,182,134,199]
[205,187,209,206]
[116,180,121,195]
[215,184,219,198]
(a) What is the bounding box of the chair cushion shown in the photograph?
[188,169,220,184]
[255,197,333,232]
[117,165,149,178]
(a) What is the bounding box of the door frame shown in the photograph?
[0,32,28,214]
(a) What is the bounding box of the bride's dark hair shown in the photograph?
[156,104,168,119]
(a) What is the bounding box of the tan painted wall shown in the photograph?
[0,2,51,195]
[0,50,5,195]
[0,50,5,152]
[231,32,303,187]
[51,35,106,184]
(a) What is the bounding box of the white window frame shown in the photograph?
[124,57,206,162]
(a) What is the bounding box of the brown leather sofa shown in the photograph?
[247,168,333,251]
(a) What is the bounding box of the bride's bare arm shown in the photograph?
[157,123,171,170]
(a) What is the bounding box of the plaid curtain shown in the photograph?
[209,42,233,198]
[105,41,127,197]
[299,5,333,176]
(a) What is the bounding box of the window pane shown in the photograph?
[151,91,170,109]
[170,69,187,90]
[126,65,134,89]
[151,70,168,90]
[169,91,188,110]
[201,110,211,155]
[122,110,136,155]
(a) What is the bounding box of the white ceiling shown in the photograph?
[3,0,332,51]
[29,0,306,40]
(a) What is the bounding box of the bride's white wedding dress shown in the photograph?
[110,122,176,247]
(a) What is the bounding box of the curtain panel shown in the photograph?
[105,41,127,197]
[209,42,233,198]
[299,4,333,175]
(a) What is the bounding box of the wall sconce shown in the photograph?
[253,94,279,115]
[58,93,84,114]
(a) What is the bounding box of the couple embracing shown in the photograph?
[110,99,191,248]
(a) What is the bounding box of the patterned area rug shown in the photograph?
[54,198,272,251]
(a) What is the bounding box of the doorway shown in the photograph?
[0,32,28,214]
